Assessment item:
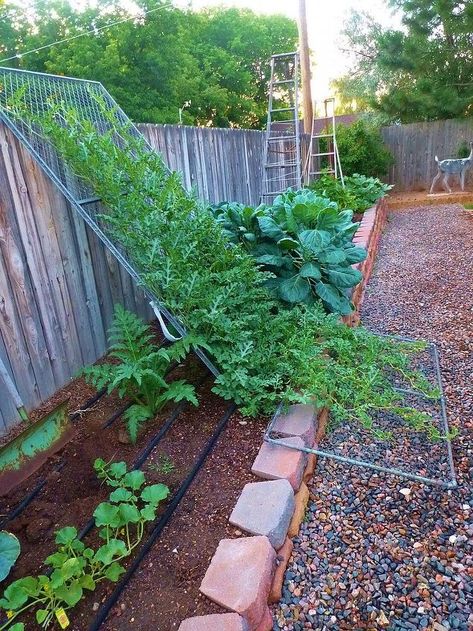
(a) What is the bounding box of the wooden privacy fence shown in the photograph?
[0,121,305,435]
[382,118,473,191]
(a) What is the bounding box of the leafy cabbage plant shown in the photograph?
[310,173,393,213]
[212,190,366,314]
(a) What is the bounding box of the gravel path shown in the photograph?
[273,204,473,631]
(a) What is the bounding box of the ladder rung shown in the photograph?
[270,107,295,113]
[272,79,295,85]
[310,170,335,175]
[269,119,295,125]
[312,133,333,139]
[268,136,297,141]
[265,163,299,168]
[271,51,298,59]
[311,152,335,157]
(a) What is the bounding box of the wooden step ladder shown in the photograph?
[305,97,344,186]
[260,52,302,203]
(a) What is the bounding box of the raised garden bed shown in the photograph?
[0,345,269,630]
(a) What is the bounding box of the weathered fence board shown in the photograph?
[382,119,473,191]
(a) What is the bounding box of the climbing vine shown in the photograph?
[13,94,451,440]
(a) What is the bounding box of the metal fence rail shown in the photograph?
[264,334,457,489]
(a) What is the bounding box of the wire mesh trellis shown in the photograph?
[264,334,457,489]
[0,66,219,375]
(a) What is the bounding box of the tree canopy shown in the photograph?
[0,0,297,128]
[333,0,473,123]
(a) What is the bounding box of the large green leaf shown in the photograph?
[0,531,20,581]
[55,526,77,546]
[254,254,285,266]
[93,502,120,528]
[94,539,128,566]
[55,580,83,607]
[318,249,347,264]
[109,487,134,503]
[344,246,367,264]
[327,267,363,288]
[299,262,321,280]
[118,503,141,524]
[315,282,343,312]
[122,469,146,490]
[316,206,342,230]
[279,275,310,303]
[277,237,299,251]
[257,216,286,242]
[104,562,125,582]
[299,230,331,253]
[141,483,170,506]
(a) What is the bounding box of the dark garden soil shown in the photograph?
[273,204,473,631]
[1,336,269,630]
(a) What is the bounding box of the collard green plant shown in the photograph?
[82,305,199,442]
[212,190,366,314]
[16,94,450,441]
[0,460,169,630]
[309,173,393,213]
[0,532,20,583]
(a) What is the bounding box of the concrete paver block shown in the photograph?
[251,436,307,491]
[178,613,249,630]
[229,479,294,549]
[200,536,276,629]
[272,404,316,447]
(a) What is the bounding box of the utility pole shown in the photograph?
[298,0,313,133]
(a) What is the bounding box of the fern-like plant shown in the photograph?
[82,305,199,442]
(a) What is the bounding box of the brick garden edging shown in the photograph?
[178,198,387,631]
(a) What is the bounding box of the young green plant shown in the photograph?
[0,460,169,630]
[82,305,199,442]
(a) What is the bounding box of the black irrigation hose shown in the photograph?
[0,463,67,529]
[69,388,107,422]
[88,402,237,631]
[78,372,209,541]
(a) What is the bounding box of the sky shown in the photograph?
[176,0,402,110]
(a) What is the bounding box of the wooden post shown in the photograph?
[298,0,313,134]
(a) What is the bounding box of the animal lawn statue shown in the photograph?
[430,141,473,193]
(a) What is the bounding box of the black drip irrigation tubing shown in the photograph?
[88,402,237,631]
[0,462,67,530]
[0,344,183,528]
[77,371,210,541]
[70,388,107,422]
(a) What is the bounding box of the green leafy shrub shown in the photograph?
[0,532,20,583]
[17,95,448,440]
[0,460,169,630]
[212,190,367,314]
[309,173,393,213]
[82,305,199,442]
[320,119,393,178]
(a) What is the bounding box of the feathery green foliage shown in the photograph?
[82,305,198,442]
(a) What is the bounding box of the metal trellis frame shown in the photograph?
[264,333,457,489]
[0,67,219,376]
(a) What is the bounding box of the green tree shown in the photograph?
[0,0,297,128]
[334,1,473,123]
